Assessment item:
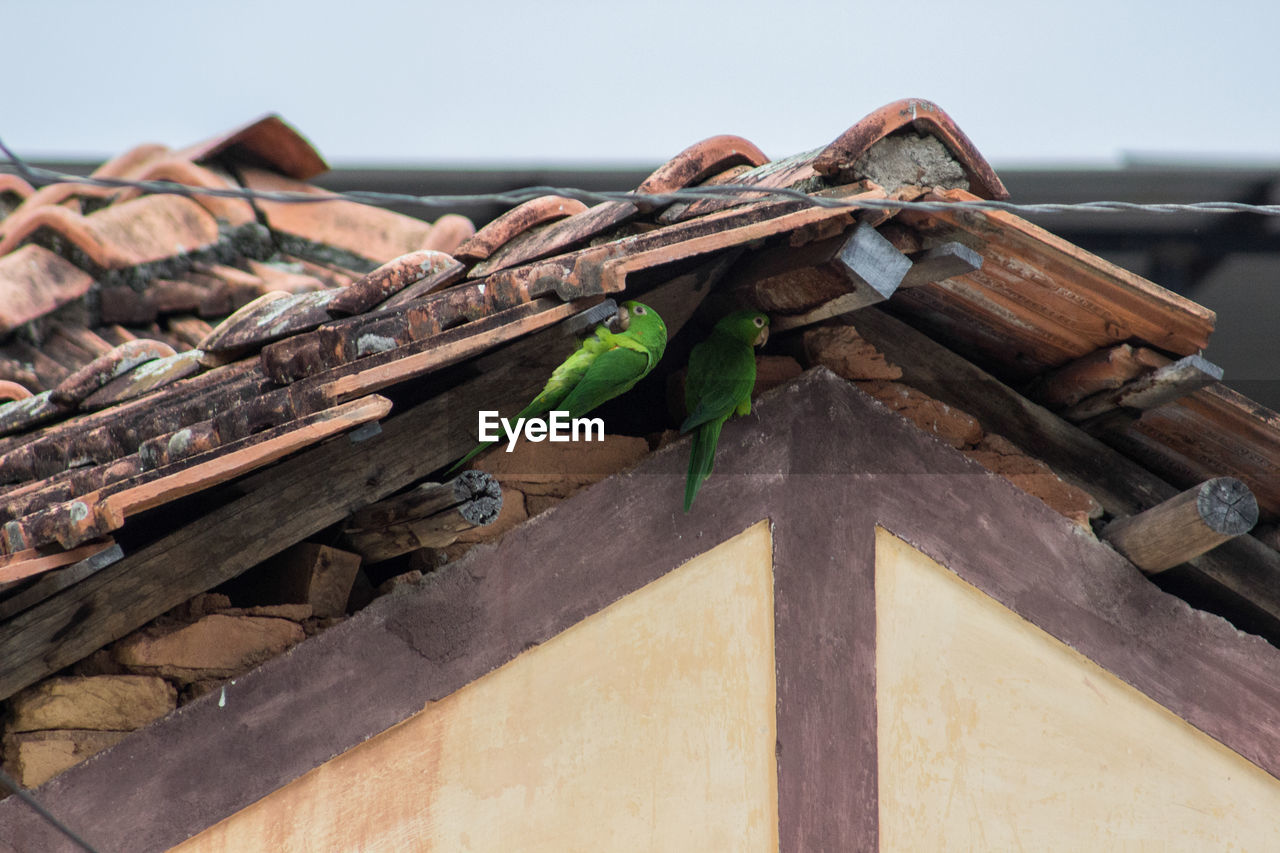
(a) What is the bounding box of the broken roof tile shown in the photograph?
[454,196,588,262]
[813,98,1008,200]
[0,245,97,335]
[51,339,178,407]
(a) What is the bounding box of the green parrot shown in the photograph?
[681,310,770,512]
[449,300,667,473]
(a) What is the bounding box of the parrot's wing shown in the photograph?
[555,345,650,418]
[680,337,756,434]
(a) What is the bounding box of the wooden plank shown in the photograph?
[0,315,609,701]
[0,540,116,586]
[842,307,1280,624]
[6,396,393,551]
[1103,478,1259,574]
[0,543,123,621]
[897,188,1216,359]
[1066,354,1223,423]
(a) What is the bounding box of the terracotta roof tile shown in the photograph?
[813,98,1008,200]
[635,134,769,195]
[51,339,178,407]
[114,159,257,226]
[239,168,438,267]
[79,349,204,410]
[0,245,96,335]
[0,392,69,437]
[198,290,337,356]
[327,250,459,317]
[454,196,588,262]
[177,114,328,181]
[0,194,221,271]
[0,380,32,402]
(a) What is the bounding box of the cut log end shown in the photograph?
[1197,477,1260,537]
[1103,477,1259,574]
[453,469,503,527]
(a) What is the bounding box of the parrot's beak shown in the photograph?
[610,306,631,333]
[755,326,769,347]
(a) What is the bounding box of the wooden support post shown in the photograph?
[341,471,503,563]
[1103,478,1259,574]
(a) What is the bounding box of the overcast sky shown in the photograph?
[7,1,1279,169]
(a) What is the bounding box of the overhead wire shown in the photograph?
[2,137,1280,219]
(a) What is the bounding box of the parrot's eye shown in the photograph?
[754,316,766,327]
[632,305,646,315]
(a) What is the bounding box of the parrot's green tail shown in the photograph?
[684,419,724,512]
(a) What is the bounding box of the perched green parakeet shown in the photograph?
[448,300,667,473]
[680,310,769,512]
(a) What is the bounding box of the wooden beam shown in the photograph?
[1103,478,1259,574]
[770,240,981,332]
[0,543,123,621]
[1028,344,1170,409]
[342,471,503,563]
[899,242,984,289]
[842,307,1280,628]
[0,313,606,701]
[740,222,910,316]
[1063,354,1224,423]
[0,540,117,587]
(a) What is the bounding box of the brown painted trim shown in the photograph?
[5,369,1280,852]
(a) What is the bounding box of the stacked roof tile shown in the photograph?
[1,99,1278,698]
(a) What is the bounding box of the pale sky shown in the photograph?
[7,0,1279,169]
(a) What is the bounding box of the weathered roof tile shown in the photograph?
[0,245,96,335]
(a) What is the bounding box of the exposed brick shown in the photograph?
[2,730,129,789]
[374,571,423,597]
[475,434,649,498]
[113,614,305,684]
[7,675,176,733]
[219,604,314,621]
[753,355,804,396]
[856,380,984,449]
[526,494,564,517]
[965,434,1102,529]
[802,325,902,381]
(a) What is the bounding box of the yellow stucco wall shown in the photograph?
[875,526,1280,851]
[175,520,778,852]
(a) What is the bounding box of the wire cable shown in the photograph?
[3,136,1280,220]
